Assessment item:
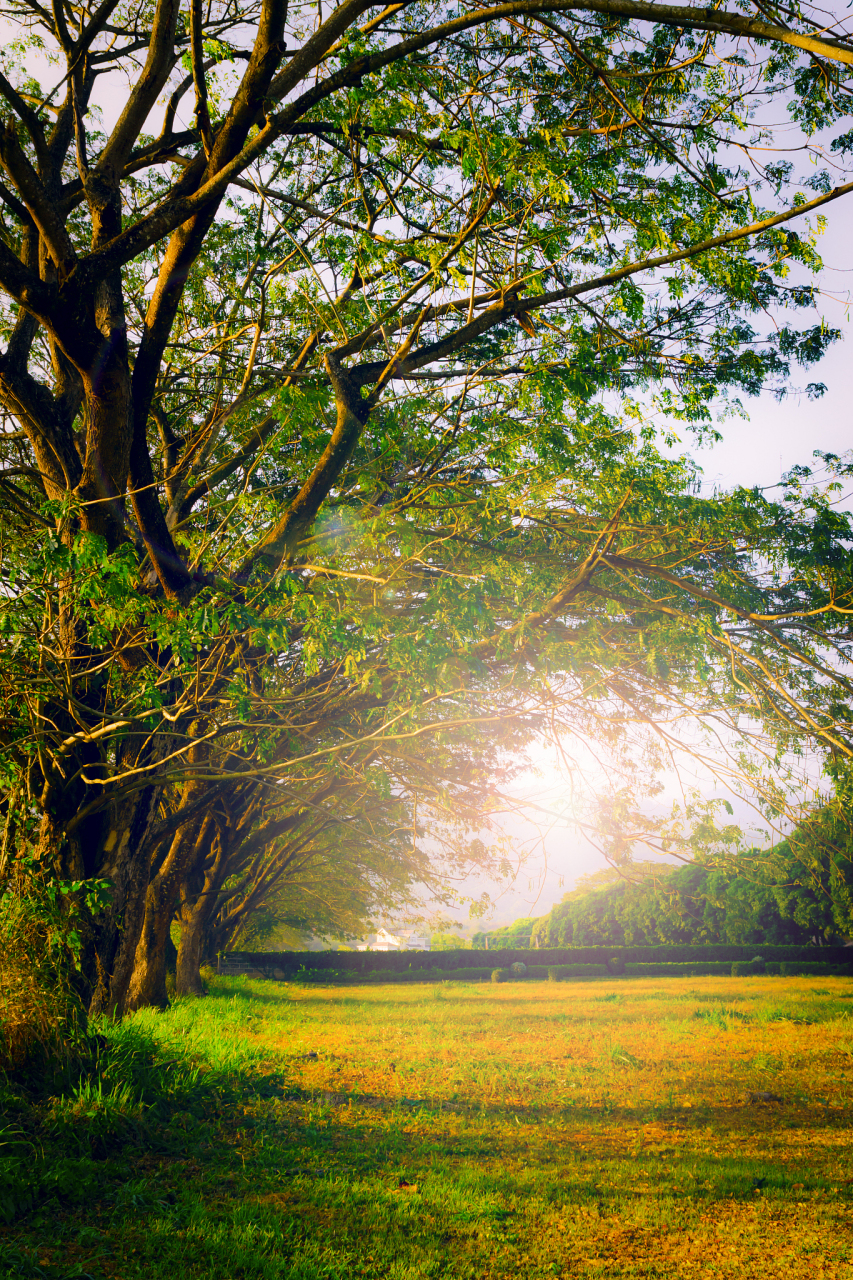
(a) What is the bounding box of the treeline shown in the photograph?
[475,802,853,950]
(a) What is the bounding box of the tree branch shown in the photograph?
[95,0,181,181]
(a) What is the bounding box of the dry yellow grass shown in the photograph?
[261,974,853,1112]
[245,973,853,1277]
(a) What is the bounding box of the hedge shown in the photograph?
[288,958,851,984]
[780,960,840,976]
[625,962,733,977]
[547,964,609,980]
[220,943,853,982]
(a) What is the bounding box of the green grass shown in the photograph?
[2,974,853,1278]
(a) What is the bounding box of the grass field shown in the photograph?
[3,974,853,1279]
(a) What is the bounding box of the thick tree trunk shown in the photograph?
[94,781,166,1015]
[124,875,175,1011]
[176,907,207,996]
[174,821,223,996]
[125,800,214,1009]
[36,774,164,1017]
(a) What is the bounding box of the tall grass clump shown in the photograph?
[0,869,90,1080]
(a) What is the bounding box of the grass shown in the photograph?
[2,973,853,1278]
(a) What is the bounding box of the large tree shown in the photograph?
[1,0,853,1013]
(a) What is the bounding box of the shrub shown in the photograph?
[0,874,90,1079]
[764,961,781,975]
[625,962,732,977]
[779,960,835,977]
[491,968,509,983]
[731,959,765,976]
[227,942,853,983]
[546,964,608,980]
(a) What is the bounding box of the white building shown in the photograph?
[358,927,431,952]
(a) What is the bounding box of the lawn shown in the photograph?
[3,974,853,1279]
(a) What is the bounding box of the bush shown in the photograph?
[224,942,853,982]
[491,968,509,983]
[546,964,608,980]
[765,961,781,975]
[624,962,732,976]
[731,959,765,976]
[780,960,835,977]
[0,875,90,1080]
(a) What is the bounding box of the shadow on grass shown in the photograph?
[3,1059,845,1280]
[4,983,852,1280]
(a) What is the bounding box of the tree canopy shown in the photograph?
[1,0,853,1011]
[523,785,853,948]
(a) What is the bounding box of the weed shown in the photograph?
[44,1078,144,1157]
[608,1044,642,1067]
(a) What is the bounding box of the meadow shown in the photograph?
[3,973,853,1279]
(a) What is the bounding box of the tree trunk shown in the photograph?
[126,801,214,1009]
[176,906,207,996]
[174,823,223,996]
[124,874,175,1011]
[35,774,164,1017]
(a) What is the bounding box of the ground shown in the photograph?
[2,974,853,1278]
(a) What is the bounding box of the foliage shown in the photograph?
[5,974,853,1278]
[473,915,546,949]
[430,932,473,951]
[0,866,92,1078]
[547,963,609,978]
[1,0,853,1016]
[527,802,853,950]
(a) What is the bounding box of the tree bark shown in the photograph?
[125,800,215,1009]
[87,780,166,1015]
[123,874,174,1011]
[176,904,208,996]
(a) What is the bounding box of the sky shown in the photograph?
[689,208,852,495]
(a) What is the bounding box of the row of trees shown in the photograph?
[504,780,853,948]
[1,0,853,1014]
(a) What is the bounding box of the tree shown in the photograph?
[1,0,853,1013]
[172,742,502,991]
[529,853,828,947]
